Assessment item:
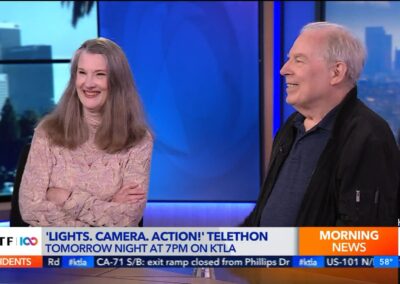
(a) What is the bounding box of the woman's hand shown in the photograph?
[112,184,146,203]
[46,187,72,206]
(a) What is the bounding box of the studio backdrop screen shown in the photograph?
[99,1,260,201]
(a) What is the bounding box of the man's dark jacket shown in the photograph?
[243,87,400,226]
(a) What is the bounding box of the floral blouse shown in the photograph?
[19,125,153,227]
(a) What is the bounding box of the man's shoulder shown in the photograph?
[341,99,395,141]
[354,99,386,120]
[354,100,390,127]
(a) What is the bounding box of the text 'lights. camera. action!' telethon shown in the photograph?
[0,227,399,268]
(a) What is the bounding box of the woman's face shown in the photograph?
[76,51,109,113]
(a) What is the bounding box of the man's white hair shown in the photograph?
[301,22,366,84]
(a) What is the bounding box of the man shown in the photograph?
[243,22,400,226]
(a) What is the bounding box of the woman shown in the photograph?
[19,38,153,226]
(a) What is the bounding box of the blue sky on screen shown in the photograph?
[0,1,97,103]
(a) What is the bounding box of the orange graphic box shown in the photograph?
[0,256,42,268]
[299,227,398,256]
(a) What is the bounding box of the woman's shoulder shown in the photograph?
[32,122,60,150]
[137,129,153,148]
[125,129,153,153]
[32,122,50,140]
[142,129,154,143]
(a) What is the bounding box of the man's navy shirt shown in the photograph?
[260,107,338,226]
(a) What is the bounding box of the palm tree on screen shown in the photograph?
[61,1,95,28]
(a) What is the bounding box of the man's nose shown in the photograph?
[280,61,290,76]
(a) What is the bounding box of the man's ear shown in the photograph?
[330,61,348,85]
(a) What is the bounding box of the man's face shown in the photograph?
[280,30,333,111]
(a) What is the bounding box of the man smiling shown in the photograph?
[242,22,400,226]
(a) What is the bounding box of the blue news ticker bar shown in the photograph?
[373,256,398,268]
[43,256,293,268]
[42,256,400,269]
[292,256,325,268]
[325,256,374,268]
[61,256,95,268]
